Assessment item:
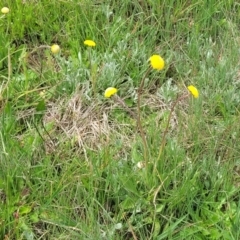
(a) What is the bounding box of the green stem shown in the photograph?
[113,95,136,118]
[154,94,188,172]
[137,67,152,164]
[88,48,96,98]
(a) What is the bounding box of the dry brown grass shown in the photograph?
[43,92,134,153]
[39,89,188,160]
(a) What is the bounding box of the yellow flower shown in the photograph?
[84,40,96,47]
[136,161,145,169]
[39,90,46,99]
[51,44,60,54]
[149,54,165,70]
[104,87,117,98]
[1,7,9,14]
[187,85,199,98]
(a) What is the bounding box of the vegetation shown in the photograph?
[0,0,240,239]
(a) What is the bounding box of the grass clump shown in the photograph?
[0,0,240,239]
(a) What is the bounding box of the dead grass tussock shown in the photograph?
[42,89,189,160]
[15,89,191,156]
[43,92,134,151]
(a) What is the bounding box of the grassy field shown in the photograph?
[0,0,240,239]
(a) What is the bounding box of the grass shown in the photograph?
[0,0,240,239]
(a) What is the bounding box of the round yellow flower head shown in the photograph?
[149,54,165,70]
[136,161,145,169]
[187,85,199,98]
[84,40,96,47]
[39,90,46,98]
[1,7,9,14]
[51,44,60,54]
[104,87,117,98]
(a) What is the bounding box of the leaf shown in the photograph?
[23,230,34,240]
[19,205,32,215]
[36,99,46,113]
[156,215,187,240]
[35,99,46,121]
[30,211,39,223]
[120,197,135,210]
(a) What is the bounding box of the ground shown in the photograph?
[0,1,240,239]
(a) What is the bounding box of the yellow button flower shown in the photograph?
[104,87,117,98]
[51,44,60,54]
[149,54,165,70]
[187,85,199,98]
[39,90,46,99]
[1,7,9,14]
[84,40,96,47]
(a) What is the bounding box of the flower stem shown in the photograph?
[137,67,152,164]
[154,94,188,171]
[113,95,136,118]
[88,48,97,98]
